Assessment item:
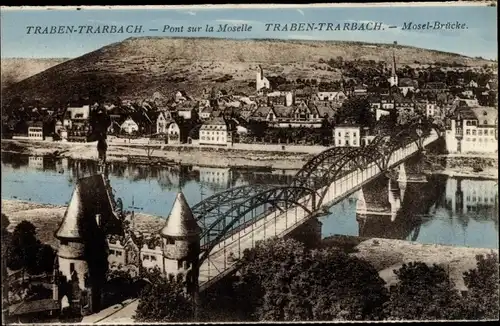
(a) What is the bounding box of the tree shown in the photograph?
[7,221,41,274]
[383,262,466,320]
[233,238,388,321]
[134,269,194,322]
[337,97,374,127]
[461,252,499,320]
[1,213,10,232]
[35,244,56,274]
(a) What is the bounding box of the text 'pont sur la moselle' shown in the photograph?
[25,20,468,35]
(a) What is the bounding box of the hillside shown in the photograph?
[1,37,493,107]
[1,57,69,89]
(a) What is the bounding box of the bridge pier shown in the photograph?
[356,175,404,221]
[397,153,428,184]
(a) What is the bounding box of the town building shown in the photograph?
[156,111,173,134]
[67,105,91,130]
[267,91,293,107]
[106,191,201,294]
[249,102,330,128]
[120,117,139,134]
[425,101,440,118]
[167,121,182,145]
[333,124,361,147]
[27,122,44,140]
[55,120,64,135]
[199,117,230,146]
[67,105,91,121]
[199,107,214,120]
[445,106,498,153]
[315,91,347,103]
[398,78,418,96]
[256,65,270,93]
[177,107,195,120]
[50,172,202,318]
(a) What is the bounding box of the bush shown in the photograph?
[134,269,193,322]
[462,252,499,320]
[383,262,466,320]
[232,238,388,321]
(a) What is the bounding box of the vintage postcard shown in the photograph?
[1,2,498,323]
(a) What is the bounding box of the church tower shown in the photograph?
[160,192,201,295]
[388,41,399,87]
[256,65,270,93]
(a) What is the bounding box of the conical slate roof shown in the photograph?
[160,192,201,238]
[55,185,85,239]
[55,174,115,240]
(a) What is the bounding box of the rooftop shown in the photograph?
[55,175,115,240]
[160,192,201,238]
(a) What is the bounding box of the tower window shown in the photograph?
[70,263,75,272]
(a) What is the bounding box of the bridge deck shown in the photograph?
[199,133,439,291]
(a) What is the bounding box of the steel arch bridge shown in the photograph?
[194,121,431,273]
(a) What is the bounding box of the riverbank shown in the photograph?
[2,139,498,178]
[2,199,497,293]
[1,139,312,170]
[426,153,498,180]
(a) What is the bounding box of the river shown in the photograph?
[1,153,498,249]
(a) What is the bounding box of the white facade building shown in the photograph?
[167,122,181,145]
[28,125,44,140]
[120,118,139,134]
[199,117,229,146]
[445,106,498,153]
[156,111,172,134]
[334,125,361,147]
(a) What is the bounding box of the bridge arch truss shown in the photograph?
[198,185,317,264]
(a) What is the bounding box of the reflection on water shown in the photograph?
[1,153,498,249]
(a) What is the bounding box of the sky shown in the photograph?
[0,4,497,60]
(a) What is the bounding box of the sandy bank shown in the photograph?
[1,199,167,249]
[2,199,496,292]
[323,235,497,292]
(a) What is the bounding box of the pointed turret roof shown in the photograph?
[160,192,201,238]
[55,175,116,240]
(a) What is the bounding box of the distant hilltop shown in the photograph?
[1,37,494,105]
[1,58,69,89]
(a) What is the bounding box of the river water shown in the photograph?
[1,153,498,249]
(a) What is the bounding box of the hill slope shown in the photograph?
[2,37,493,106]
[1,58,69,89]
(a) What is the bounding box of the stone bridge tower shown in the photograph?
[54,175,122,316]
[160,192,201,296]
